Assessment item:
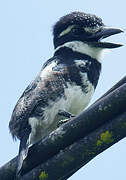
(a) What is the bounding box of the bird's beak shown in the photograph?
[87,27,124,48]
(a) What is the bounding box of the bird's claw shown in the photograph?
[58,109,75,118]
[58,110,75,127]
[58,119,70,126]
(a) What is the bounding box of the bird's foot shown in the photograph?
[58,109,75,126]
[58,118,69,126]
[58,109,75,118]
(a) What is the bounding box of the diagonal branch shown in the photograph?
[94,76,126,103]
[22,111,126,180]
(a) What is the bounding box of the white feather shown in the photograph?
[59,25,75,37]
[40,61,57,80]
[55,41,106,63]
[29,78,94,144]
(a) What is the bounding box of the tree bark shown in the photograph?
[22,112,126,180]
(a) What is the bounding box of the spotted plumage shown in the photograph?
[9,11,123,177]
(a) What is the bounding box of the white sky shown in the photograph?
[0,0,126,179]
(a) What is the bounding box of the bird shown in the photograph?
[9,11,123,177]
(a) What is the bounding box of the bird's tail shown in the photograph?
[15,127,31,179]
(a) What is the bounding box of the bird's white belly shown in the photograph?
[42,81,94,126]
[29,79,94,144]
[64,83,94,114]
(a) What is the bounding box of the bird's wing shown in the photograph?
[9,75,45,176]
[9,75,42,139]
[10,57,71,177]
[9,58,68,140]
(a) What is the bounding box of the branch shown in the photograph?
[22,111,126,180]
[94,75,126,102]
[1,76,126,180]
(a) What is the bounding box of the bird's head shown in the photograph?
[53,11,123,61]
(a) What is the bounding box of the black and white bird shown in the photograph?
[9,11,123,176]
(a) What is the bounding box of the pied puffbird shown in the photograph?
[9,11,123,177]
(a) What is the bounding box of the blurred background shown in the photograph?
[0,0,126,179]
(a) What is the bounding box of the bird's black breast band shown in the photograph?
[52,47,101,88]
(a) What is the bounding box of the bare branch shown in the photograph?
[22,111,126,180]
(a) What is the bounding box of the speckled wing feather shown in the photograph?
[9,57,68,140]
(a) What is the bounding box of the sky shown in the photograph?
[0,0,126,179]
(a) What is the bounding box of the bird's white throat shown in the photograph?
[55,41,107,63]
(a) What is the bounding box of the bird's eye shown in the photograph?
[71,28,78,34]
[71,27,84,36]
